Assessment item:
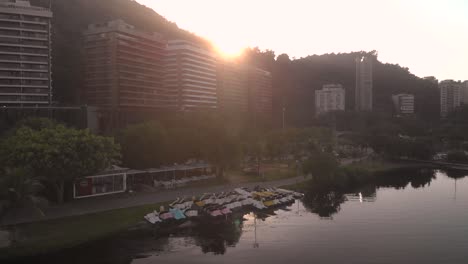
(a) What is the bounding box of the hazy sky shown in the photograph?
[136,0,468,81]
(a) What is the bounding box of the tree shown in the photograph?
[302,151,339,179]
[13,117,58,131]
[447,151,468,164]
[197,120,241,177]
[0,168,45,222]
[120,122,168,169]
[1,124,120,203]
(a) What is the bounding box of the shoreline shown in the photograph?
[0,175,310,260]
[283,159,438,191]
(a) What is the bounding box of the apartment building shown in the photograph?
[83,20,171,109]
[0,0,52,106]
[392,93,414,115]
[439,80,461,117]
[164,40,218,111]
[355,55,373,111]
[217,59,248,114]
[315,84,345,116]
[248,67,273,120]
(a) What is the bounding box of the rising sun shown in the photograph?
[214,41,245,58]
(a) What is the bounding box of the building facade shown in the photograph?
[0,0,52,106]
[355,55,373,111]
[247,67,273,121]
[440,80,461,117]
[164,40,218,111]
[83,20,171,109]
[461,81,468,105]
[315,84,345,116]
[217,59,248,114]
[392,93,414,115]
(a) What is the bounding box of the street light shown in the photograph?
[282,107,286,129]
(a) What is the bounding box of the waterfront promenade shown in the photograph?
[2,175,310,226]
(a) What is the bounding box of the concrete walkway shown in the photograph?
[1,175,310,226]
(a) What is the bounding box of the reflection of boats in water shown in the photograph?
[144,187,303,227]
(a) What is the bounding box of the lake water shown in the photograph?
[11,169,468,264]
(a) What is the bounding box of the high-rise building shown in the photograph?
[392,94,414,115]
[247,67,273,121]
[0,0,52,106]
[315,84,345,116]
[461,81,468,105]
[165,40,218,111]
[83,20,171,109]
[439,80,461,117]
[355,55,373,111]
[217,60,248,114]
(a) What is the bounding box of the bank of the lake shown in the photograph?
[4,168,468,264]
[0,173,307,260]
[284,159,436,191]
[0,202,165,260]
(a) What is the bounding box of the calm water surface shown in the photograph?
[18,169,468,264]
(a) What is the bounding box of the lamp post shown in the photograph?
[173,163,177,189]
[282,107,286,130]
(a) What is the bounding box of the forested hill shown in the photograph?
[30,0,208,104]
[242,49,440,126]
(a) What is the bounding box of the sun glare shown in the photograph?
[215,42,245,58]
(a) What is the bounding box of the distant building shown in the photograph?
[165,40,218,111]
[315,84,345,116]
[217,60,248,114]
[424,76,438,85]
[392,94,414,115]
[439,80,462,117]
[217,59,272,123]
[247,67,273,121]
[355,55,373,111]
[83,20,171,109]
[0,0,52,106]
[461,81,468,105]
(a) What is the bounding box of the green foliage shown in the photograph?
[0,123,121,203]
[0,168,45,219]
[261,127,333,160]
[119,115,241,175]
[302,151,339,179]
[120,122,168,169]
[369,135,435,160]
[13,117,58,132]
[0,201,166,259]
[447,151,468,164]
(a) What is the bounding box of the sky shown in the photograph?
[136,0,468,81]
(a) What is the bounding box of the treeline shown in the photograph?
[318,107,468,162]
[118,113,334,170]
[0,115,334,207]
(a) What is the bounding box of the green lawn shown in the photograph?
[0,202,165,259]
